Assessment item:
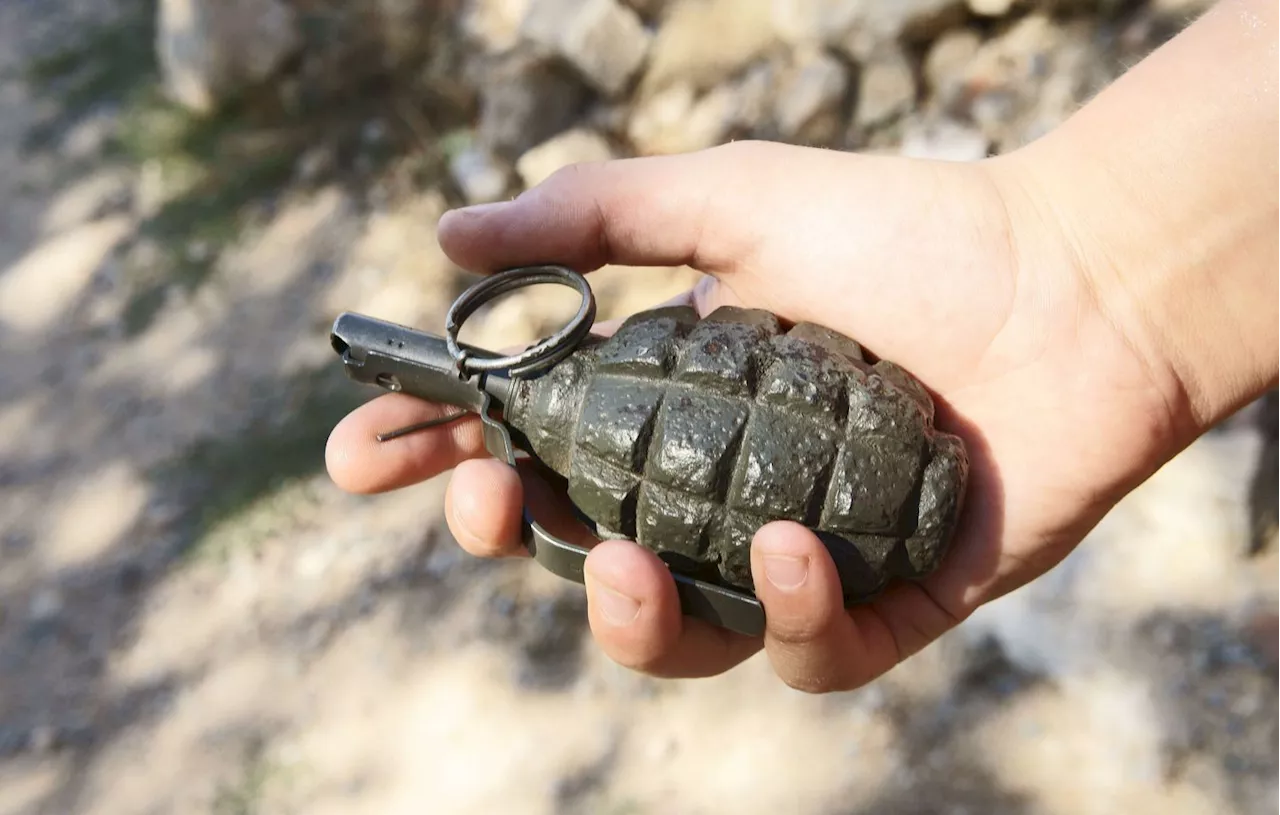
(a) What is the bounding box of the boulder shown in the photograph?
[521,0,653,97]
[156,0,300,113]
[515,128,618,189]
[477,53,593,160]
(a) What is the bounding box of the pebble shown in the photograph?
[448,144,512,204]
[925,29,981,103]
[477,54,591,159]
[515,128,617,189]
[522,0,652,97]
[28,588,63,623]
[157,0,301,114]
[968,0,1015,15]
[28,724,56,754]
[638,0,777,95]
[460,0,534,54]
[295,145,335,183]
[773,49,848,141]
[626,82,739,155]
[855,45,917,128]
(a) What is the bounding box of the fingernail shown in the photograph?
[589,577,640,626]
[763,555,809,591]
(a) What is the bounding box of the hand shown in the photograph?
[325,139,1184,691]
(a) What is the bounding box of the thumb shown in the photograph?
[436,140,782,276]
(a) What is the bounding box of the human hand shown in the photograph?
[325,138,1184,690]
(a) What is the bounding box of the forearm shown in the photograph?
[1003,0,1277,443]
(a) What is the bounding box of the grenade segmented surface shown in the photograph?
[505,305,969,601]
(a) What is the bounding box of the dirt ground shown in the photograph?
[0,2,1276,814]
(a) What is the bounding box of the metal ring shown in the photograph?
[445,265,597,379]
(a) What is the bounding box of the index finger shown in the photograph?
[325,393,489,494]
[435,141,782,276]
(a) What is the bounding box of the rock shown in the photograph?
[951,14,1109,150]
[477,54,592,159]
[295,145,335,184]
[924,29,981,108]
[968,0,1016,15]
[899,117,990,162]
[28,725,57,754]
[449,144,513,204]
[515,128,617,189]
[522,0,653,97]
[770,0,864,46]
[156,0,300,114]
[1245,605,1279,667]
[374,0,434,69]
[626,82,740,155]
[28,588,63,623]
[1248,390,1278,556]
[461,0,534,53]
[855,45,916,128]
[639,0,778,96]
[773,50,849,143]
[620,0,670,22]
[840,0,967,61]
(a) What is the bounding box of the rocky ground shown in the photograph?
[0,0,1275,813]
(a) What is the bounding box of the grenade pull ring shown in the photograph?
[444,264,597,380]
[369,265,598,441]
[330,266,770,637]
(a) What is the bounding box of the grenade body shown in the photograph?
[504,304,969,602]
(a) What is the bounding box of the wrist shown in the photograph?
[977,149,1198,512]
[993,0,1277,447]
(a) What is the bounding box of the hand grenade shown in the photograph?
[331,266,969,636]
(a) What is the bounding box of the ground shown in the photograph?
[0,2,1275,814]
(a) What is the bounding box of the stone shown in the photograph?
[899,117,990,162]
[375,0,434,69]
[626,82,740,155]
[949,14,1109,151]
[294,146,335,184]
[449,144,512,204]
[638,0,778,96]
[773,50,850,143]
[855,45,916,128]
[477,54,592,159]
[461,0,534,53]
[840,0,967,61]
[521,0,653,97]
[28,588,62,623]
[924,29,981,106]
[156,0,300,113]
[515,128,617,189]
[620,0,671,21]
[770,0,864,46]
[1248,390,1278,556]
[968,0,1016,15]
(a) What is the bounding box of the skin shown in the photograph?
[326,0,1277,691]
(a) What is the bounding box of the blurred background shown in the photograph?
[0,0,1275,813]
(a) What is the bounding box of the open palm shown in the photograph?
[326,140,1181,691]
